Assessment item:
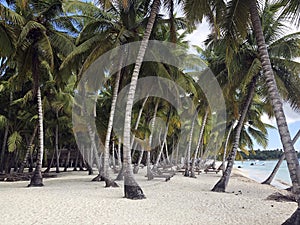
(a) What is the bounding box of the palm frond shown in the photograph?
[8,131,22,152]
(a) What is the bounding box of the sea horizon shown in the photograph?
[234,159,293,189]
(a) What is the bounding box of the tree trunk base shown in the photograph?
[184,168,189,177]
[115,166,124,181]
[28,171,44,187]
[211,179,226,192]
[190,170,197,178]
[124,184,146,199]
[261,180,271,185]
[104,178,119,188]
[282,207,300,225]
[133,165,139,174]
[91,174,105,182]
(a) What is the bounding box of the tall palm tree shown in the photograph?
[122,0,161,199]
[1,0,75,186]
[249,0,300,197]
[184,0,300,198]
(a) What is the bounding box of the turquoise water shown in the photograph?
[234,160,292,189]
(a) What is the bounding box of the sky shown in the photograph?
[185,22,300,151]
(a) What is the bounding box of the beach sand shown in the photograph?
[0,167,297,225]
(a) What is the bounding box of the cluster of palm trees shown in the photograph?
[1,0,300,223]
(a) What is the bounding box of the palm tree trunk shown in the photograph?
[19,125,38,173]
[103,54,123,187]
[222,121,235,174]
[184,111,198,177]
[262,129,300,185]
[55,120,60,173]
[28,86,44,187]
[190,109,209,177]
[249,0,300,199]
[153,127,168,170]
[64,149,71,172]
[131,95,149,148]
[123,0,161,199]
[0,92,12,174]
[146,101,159,179]
[212,76,256,192]
[117,137,122,167]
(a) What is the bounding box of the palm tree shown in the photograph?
[122,0,161,199]
[248,0,300,197]
[1,0,75,186]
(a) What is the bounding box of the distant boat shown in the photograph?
[250,161,265,166]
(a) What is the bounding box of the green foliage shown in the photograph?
[7,131,22,152]
[239,149,286,160]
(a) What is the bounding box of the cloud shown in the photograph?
[261,103,300,126]
[185,21,211,49]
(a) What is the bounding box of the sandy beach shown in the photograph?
[0,168,297,225]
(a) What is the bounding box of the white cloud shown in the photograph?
[261,103,300,126]
[185,21,211,49]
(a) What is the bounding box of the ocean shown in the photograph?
[234,160,292,189]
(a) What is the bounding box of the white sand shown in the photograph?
[0,168,297,225]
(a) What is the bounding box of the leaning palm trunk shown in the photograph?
[190,109,209,178]
[28,87,44,187]
[131,96,149,160]
[131,98,158,176]
[102,55,124,187]
[123,0,161,199]
[184,111,198,177]
[249,2,300,223]
[212,76,256,192]
[19,125,38,173]
[146,101,159,180]
[262,129,300,185]
[222,121,235,174]
[153,127,168,171]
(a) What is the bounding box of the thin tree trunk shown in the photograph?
[131,95,149,148]
[73,148,79,171]
[222,121,235,174]
[175,142,179,167]
[112,141,116,171]
[249,6,300,224]
[103,55,123,187]
[190,109,209,177]
[64,149,71,172]
[55,111,60,173]
[28,86,44,187]
[146,101,159,180]
[262,129,300,185]
[19,125,38,173]
[123,0,160,199]
[133,100,159,175]
[44,149,55,173]
[212,76,257,192]
[153,127,168,170]
[131,96,149,160]
[117,137,122,167]
[0,92,12,174]
[184,111,198,177]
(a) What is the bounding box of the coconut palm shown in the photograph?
[184,1,300,199]
[0,0,75,186]
[122,0,161,199]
